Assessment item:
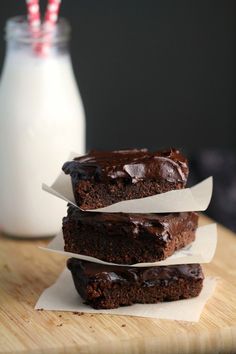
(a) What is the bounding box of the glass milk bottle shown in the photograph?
[0,17,85,237]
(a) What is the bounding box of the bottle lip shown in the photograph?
[5,16,71,44]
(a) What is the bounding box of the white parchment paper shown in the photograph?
[35,269,217,322]
[39,224,217,267]
[42,173,213,213]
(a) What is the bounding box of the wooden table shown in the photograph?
[0,216,236,354]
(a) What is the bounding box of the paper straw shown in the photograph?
[26,0,41,30]
[36,0,62,56]
[44,0,61,28]
[26,0,41,56]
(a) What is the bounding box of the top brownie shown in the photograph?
[63,148,189,210]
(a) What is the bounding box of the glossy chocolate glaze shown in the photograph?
[66,205,198,243]
[62,148,189,185]
[67,259,204,286]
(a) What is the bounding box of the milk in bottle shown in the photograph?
[0,17,85,237]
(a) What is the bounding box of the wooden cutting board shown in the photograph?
[0,215,236,354]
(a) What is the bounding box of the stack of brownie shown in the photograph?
[62,148,204,309]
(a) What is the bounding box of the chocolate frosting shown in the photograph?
[62,148,189,185]
[66,205,198,243]
[67,259,204,286]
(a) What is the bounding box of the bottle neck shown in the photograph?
[4,16,71,58]
[6,38,70,58]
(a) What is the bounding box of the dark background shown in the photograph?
[0,0,235,151]
[0,1,236,230]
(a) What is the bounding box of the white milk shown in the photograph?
[0,18,85,237]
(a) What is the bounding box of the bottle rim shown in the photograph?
[5,16,71,44]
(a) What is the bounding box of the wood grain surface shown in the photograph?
[0,216,236,354]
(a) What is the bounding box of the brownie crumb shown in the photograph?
[121,324,126,327]
[58,314,62,318]
[57,323,63,327]
[3,264,10,272]
[73,311,84,316]
[36,308,44,311]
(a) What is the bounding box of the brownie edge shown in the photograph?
[62,148,189,209]
[67,259,204,309]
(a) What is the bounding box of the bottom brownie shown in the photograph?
[67,259,204,309]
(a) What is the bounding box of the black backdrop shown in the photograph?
[0,0,235,152]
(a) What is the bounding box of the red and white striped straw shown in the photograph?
[26,0,62,56]
[37,0,62,56]
[44,0,61,29]
[26,0,41,30]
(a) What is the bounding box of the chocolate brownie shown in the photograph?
[62,148,189,210]
[67,259,204,309]
[63,206,198,264]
